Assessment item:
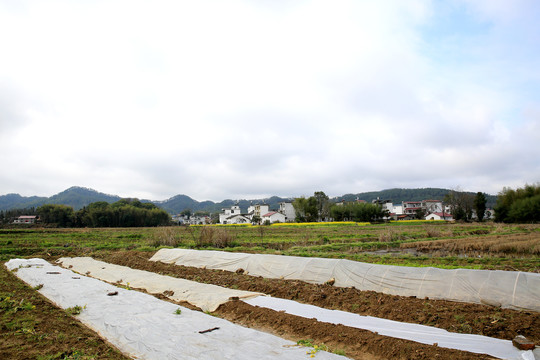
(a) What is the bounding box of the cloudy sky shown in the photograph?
[1,0,539,201]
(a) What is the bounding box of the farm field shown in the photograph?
[1,222,539,359]
[1,221,539,271]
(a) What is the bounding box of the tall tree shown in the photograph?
[444,189,474,221]
[292,196,318,222]
[474,192,487,222]
[37,204,74,227]
[313,191,330,221]
[495,184,540,223]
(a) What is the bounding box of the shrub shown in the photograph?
[149,227,181,247]
[212,228,235,248]
[195,226,235,248]
[495,184,540,223]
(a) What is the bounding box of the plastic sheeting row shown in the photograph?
[57,256,262,312]
[151,248,540,312]
[245,297,537,360]
[54,257,535,359]
[5,258,347,360]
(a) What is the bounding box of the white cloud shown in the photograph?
[0,0,538,201]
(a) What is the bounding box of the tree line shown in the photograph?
[443,190,488,221]
[3,185,538,226]
[0,207,38,225]
[293,191,387,222]
[494,183,540,223]
[36,199,170,227]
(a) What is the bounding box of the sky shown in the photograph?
[1,0,539,202]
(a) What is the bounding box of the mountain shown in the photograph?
[0,186,120,211]
[0,193,47,211]
[154,194,213,214]
[47,186,121,209]
[156,195,292,214]
[0,186,497,214]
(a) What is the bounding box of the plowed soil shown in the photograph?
[77,250,539,360]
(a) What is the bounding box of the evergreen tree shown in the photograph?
[474,192,487,222]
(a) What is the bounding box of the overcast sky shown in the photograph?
[1,0,539,201]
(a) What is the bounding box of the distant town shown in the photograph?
[173,197,494,225]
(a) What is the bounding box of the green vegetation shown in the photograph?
[474,192,487,222]
[65,305,85,316]
[297,339,329,357]
[33,199,171,228]
[330,202,387,222]
[293,191,387,223]
[0,222,538,271]
[444,190,474,221]
[495,183,540,223]
[0,207,38,225]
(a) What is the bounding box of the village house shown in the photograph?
[422,200,443,213]
[13,215,38,224]
[224,214,251,224]
[278,202,296,222]
[402,201,422,215]
[261,211,286,224]
[219,202,295,224]
[219,204,242,224]
[425,212,454,221]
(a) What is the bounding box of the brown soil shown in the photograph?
[0,264,129,360]
[5,248,537,360]
[218,300,493,360]
[92,251,540,341]
[72,250,537,359]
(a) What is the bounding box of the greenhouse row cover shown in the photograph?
[6,258,346,360]
[151,248,540,312]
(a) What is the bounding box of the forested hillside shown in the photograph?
[0,186,497,214]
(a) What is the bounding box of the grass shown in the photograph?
[65,305,85,316]
[0,222,539,271]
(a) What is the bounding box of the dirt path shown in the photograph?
[73,250,536,359]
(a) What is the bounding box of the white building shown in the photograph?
[254,204,269,218]
[402,201,422,215]
[425,212,454,221]
[422,200,443,213]
[278,202,296,222]
[392,205,403,215]
[219,204,242,224]
[402,200,443,217]
[261,211,286,224]
[13,215,38,224]
[225,214,251,224]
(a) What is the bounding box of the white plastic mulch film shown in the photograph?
[55,257,535,359]
[244,297,536,360]
[151,249,540,312]
[5,258,347,360]
[57,257,262,312]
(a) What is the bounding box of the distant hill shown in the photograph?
[0,186,120,211]
[156,195,292,214]
[0,193,47,211]
[0,186,497,214]
[48,186,121,209]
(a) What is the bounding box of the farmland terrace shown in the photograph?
[1,221,539,359]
